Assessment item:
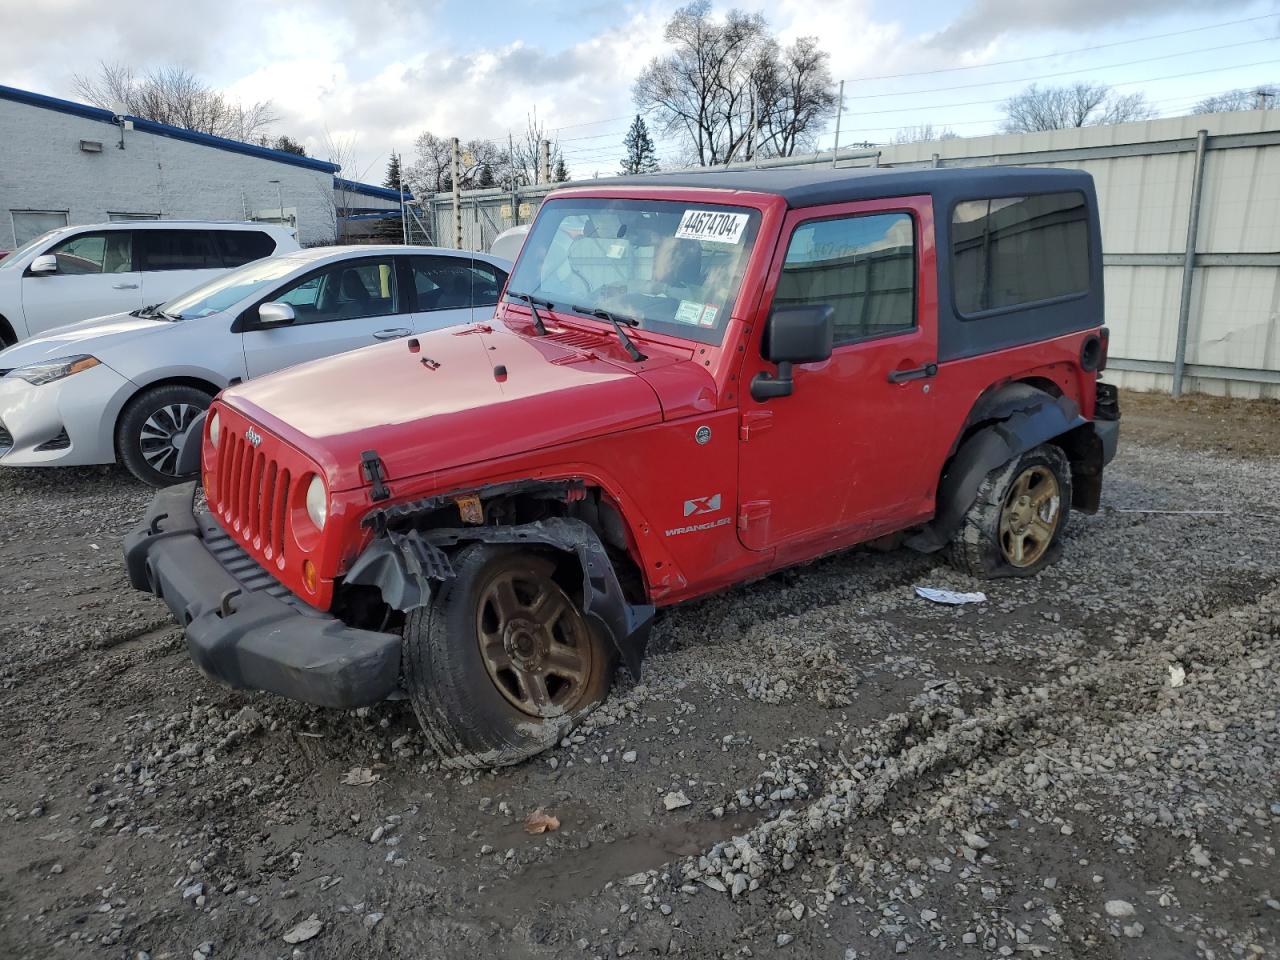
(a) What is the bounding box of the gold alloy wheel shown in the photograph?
[998,464,1062,567]
[475,567,594,717]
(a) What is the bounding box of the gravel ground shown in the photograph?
[1,390,1277,960]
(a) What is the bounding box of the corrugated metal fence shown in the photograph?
[415,111,1280,397]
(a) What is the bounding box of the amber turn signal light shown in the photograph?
[302,559,318,593]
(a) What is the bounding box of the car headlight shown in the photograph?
[8,355,100,386]
[208,412,221,447]
[305,474,328,530]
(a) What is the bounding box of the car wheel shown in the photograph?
[116,385,213,487]
[948,443,1072,578]
[403,543,617,768]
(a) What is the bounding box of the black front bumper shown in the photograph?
[123,483,401,709]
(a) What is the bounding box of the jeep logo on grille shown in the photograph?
[245,427,263,448]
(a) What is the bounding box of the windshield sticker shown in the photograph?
[675,210,749,245]
[674,300,705,325]
[698,305,719,327]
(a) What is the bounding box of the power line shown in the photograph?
[840,37,1279,102]
[837,13,1278,84]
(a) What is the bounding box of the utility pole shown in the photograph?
[396,152,409,245]
[831,80,844,168]
[1256,88,1276,111]
[538,139,551,186]
[451,136,462,250]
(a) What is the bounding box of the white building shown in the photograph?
[0,83,341,249]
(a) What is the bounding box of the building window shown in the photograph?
[775,212,916,346]
[108,212,161,221]
[11,210,69,245]
[952,192,1090,315]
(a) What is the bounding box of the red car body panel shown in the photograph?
[204,184,1104,612]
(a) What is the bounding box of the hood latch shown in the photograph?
[361,450,391,502]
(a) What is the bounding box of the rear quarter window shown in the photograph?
[217,230,276,267]
[951,191,1089,316]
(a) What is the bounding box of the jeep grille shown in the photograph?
[212,429,291,563]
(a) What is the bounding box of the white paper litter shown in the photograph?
[1168,663,1186,688]
[915,586,987,605]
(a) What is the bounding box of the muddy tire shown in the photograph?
[402,543,616,768]
[948,443,1072,579]
[116,384,213,487]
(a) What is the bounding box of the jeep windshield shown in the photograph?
[505,197,762,346]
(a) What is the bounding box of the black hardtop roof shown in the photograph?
[588,165,1093,209]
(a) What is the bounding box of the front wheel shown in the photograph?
[948,443,1072,578]
[115,385,213,487]
[403,544,617,768]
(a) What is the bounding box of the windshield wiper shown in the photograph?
[571,305,647,362]
[131,302,164,318]
[506,291,549,336]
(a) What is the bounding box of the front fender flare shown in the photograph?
[907,391,1085,553]
[345,518,655,680]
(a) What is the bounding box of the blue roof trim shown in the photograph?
[0,83,340,174]
[335,177,411,202]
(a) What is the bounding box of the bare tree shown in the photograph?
[1000,82,1155,133]
[755,37,839,158]
[73,62,277,141]
[893,124,959,144]
[1193,86,1278,113]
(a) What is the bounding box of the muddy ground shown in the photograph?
[0,388,1277,960]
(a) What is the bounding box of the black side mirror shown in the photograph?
[751,303,833,401]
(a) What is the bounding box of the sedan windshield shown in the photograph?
[160,256,304,319]
[505,198,761,345]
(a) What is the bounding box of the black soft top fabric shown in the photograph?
[569,166,1103,363]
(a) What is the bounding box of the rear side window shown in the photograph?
[217,230,276,267]
[138,230,222,271]
[411,257,506,311]
[775,212,916,346]
[952,192,1089,315]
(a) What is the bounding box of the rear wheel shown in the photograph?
[116,384,213,487]
[403,544,616,768]
[948,443,1072,578]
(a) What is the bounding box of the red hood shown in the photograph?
[222,320,713,491]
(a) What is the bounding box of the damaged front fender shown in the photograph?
[344,518,654,681]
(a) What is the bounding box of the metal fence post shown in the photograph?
[1173,129,1208,398]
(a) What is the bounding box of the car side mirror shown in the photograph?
[29,254,57,275]
[751,303,834,401]
[257,302,296,326]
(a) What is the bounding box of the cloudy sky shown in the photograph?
[2,0,1278,182]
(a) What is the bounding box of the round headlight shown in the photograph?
[207,412,221,447]
[305,474,328,530]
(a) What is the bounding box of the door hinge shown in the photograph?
[361,450,391,502]
[738,500,771,530]
[740,410,774,441]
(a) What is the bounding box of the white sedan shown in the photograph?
[0,245,510,486]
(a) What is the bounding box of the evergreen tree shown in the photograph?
[384,154,403,192]
[271,135,307,156]
[620,114,659,174]
[553,156,569,182]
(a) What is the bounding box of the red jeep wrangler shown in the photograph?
[125,167,1119,766]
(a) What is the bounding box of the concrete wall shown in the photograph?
[0,98,337,248]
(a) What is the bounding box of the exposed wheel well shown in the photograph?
[0,314,16,348]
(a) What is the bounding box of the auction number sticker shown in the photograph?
[675,210,749,245]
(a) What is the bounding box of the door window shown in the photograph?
[217,230,277,267]
[775,212,916,346]
[268,259,398,325]
[45,231,134,275]
[410,256,502,311]
[137,230,222,271]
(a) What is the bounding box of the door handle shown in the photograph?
[887,362,938,384]
[112,282,139,290]
[373,327,412,340]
